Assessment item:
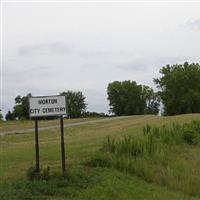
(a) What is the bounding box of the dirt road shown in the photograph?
[0,116,132,136]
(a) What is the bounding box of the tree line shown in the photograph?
[1,62,200,121]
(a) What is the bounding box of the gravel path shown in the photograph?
[0,116,132,136]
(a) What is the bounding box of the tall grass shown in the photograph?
[87,121,200,197]
[0,166,99,200]
[100,121,200,160]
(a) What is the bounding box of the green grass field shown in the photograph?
[1,114,200,200]
[0,117,99,133]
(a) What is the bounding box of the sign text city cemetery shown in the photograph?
[29,95,67,175]
[29,95,66,117]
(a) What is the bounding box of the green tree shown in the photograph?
[82,112,108,118]
[7,93,32,120]
[60,91,87,118]
[5,111,14,121]
[107,81,159,116]
[154,62,200,115]
[142,86,160,114]
[0,109,3,121]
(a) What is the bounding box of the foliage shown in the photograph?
[26,166,40,181]
[182,123,200,145]
[14,93,32,119]
[0,109,3,121]
[1,166,99,200]
[154,62,200,115]
[107,80,159,116]
[101,121,200,158]
[143,86,160,114]
[82,111,108,118]
[5,110,15,121]
[88,120,200,197]
[5,93,32,120]
[60,91,87,118]
[27,166,51,181]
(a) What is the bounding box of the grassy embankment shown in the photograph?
[1,114,200,200]
[0,117,99,133]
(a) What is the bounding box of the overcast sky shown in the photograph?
[1,1,200,117]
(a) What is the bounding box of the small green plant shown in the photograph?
[143,124,151,135]
[85,153,112,168]
[40,166,50,181]
[27,166,51,181]
[101,136,116,153]
[191,120,200,133]
[101,135,154,158]
[26,166,40,181]
[182,130,199,145]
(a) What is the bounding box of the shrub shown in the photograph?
[101,136,116,153]
[143,124,151,135]
[27,166,51,181]
[101,135,157,159]
[101,121,200,161]
[191,120,200,133]
[26,166,40,181]
[182,130,199,145]
[40,166,50,181]
[85,153,112,168]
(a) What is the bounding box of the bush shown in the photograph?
[191,120,200,133]
[101,135,156,159]
[40,166,50,181]
[101,121,200,161]
[182,130,199,145]
[85,153,112,168]
[27,166,51,181]
[26,166,40,181]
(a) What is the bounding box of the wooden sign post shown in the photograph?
[35,119,40,172]
[60,115,65,174]
[29,95,67,175]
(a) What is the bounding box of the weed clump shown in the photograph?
[100,121,200,159]
[27,166,51,181]
[88,120,200,197]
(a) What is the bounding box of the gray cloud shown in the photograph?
[18,42,72,56]
[117,58,151,72]
[78,50,112,58]
[3,4,200,119]
[155,56,190,66]
[117,56,189,72]
[185,19,200,30]
[78,50,134,59]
